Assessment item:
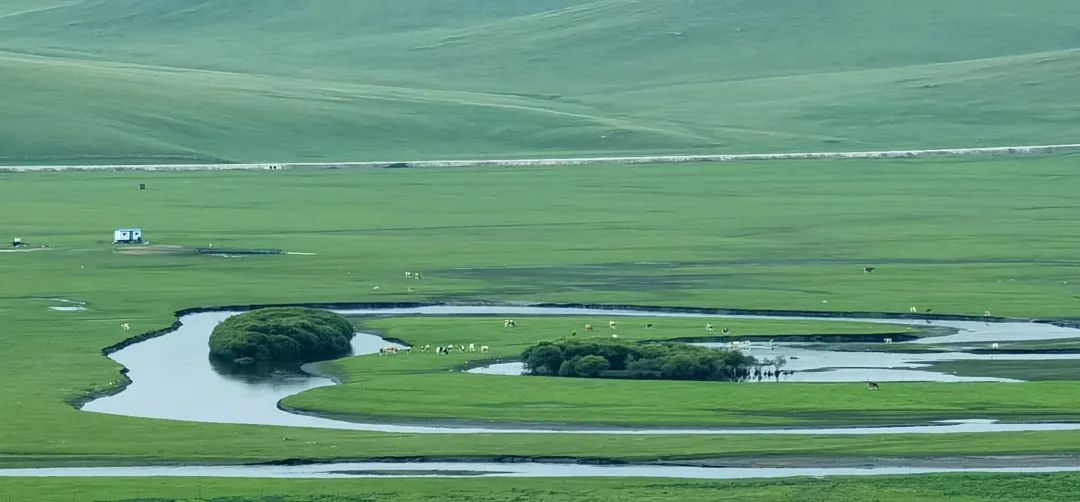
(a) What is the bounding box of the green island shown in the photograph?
[4,2,1080,500]
[208,307,354,366]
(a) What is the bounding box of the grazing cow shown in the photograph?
[121,323,131,332]
[867,381,881,391]
[722,328,731,335]
[480,345,490,353]
[404,272,413,279]
[909,306,918,313]
[991,343,1000,350]
[414,272,422,281]
[585,323,593,331]
[379,346,399,355]
[984,311,993,317]
[608,321,617,329]
[420,344,431,352]
[504,319,517,328]
[925,308,932,313]
[372,286,381,290]
[645,323,654,329]
[571,330,577,337]
[864,266,876,273]
[459,345,466,352]
[407,287,416,293]
[705,324,715,332]
[468,343,476,352]
[611,334,619,339]
[884,338,893,344]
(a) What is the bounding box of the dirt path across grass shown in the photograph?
[4,143,1079,172]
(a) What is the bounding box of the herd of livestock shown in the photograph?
[377,318,769,356]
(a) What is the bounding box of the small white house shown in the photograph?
[113,228,144,244]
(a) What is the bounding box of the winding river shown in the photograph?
[4,462,1080,480]
[81,305,1080,435]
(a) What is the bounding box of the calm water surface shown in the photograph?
[82,305,1080,435]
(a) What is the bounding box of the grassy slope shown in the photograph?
[1,159,1080,465]
[2,0,1080,162]
[282,316,1079,427]
[3,473,1080,502]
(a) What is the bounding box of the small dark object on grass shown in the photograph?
[139,183,146,190]
[867,381,881,390]
[864,266,876,273]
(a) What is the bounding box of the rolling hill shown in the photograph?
[1,0,1079,164]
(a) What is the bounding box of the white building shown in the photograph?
[113,228,143,244]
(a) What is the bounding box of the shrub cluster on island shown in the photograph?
[521,340,767,382]
[208,307,354,366]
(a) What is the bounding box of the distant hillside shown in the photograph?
[1,0,1079,164]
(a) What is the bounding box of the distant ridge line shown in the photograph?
[3,143,1079,173]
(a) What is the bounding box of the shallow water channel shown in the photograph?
[4,462,1080,480]
[82,305,1080,435]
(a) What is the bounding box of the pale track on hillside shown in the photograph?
[4,143,1079,172]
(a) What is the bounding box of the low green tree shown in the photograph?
[574,355,610,377]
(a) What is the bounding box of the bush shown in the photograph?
[208,307,354,366]
[523,343,565,375]
[522,339,757,382]
[574,355,610,377]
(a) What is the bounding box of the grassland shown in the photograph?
[1,157,1080,471]
[284,316,1080,427]
[927,360,1080,381]
[3,472,1080,501]
[2,1,1080,163]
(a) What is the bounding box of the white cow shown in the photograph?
[608,320,617,329]
[121,323,131,332]
[480,345,490,353]
[705,324,715,332]
[884,338,893,344]
[468,343,476,352]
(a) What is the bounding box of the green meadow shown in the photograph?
[2,1,1080,163]
[4,473,1080,502]
[5,2,1080,499]
[284,316,1080,427]
[1,157,1079,471]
